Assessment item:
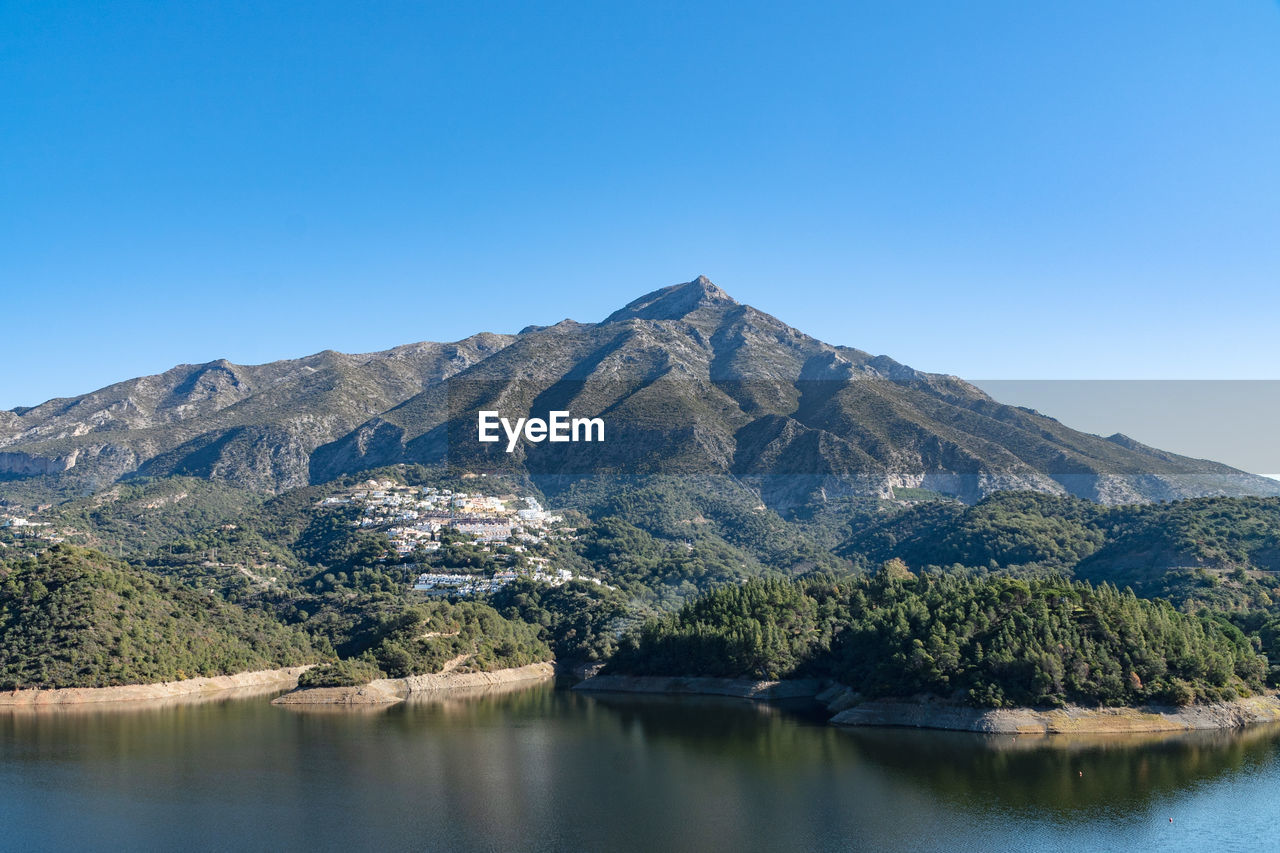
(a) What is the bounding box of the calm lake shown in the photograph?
[2,682,1277,852]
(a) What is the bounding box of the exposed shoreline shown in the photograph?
[572,674,1280,734]
[829,694,1280,734]
[10,663,1274,733]
[271,661,555,706]
[0,666,312,708]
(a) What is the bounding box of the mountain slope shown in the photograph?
[0,334,512,492]
[3,277,1276,507]
[310,277,1280,507]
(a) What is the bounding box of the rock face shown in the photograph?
[4,278,1278,506]
[0,450,79,476]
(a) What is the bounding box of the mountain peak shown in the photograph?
[603,276,737,324]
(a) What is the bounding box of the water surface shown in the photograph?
[2,683,1277,852]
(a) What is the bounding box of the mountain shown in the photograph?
[307,277,1280,506]
[0,335,511,494]
[3,277,1277,508]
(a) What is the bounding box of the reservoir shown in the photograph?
[2,682,1276,851]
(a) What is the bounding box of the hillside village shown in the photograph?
[0,513,65,549]
[323,478,605,597]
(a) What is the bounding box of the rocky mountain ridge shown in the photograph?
[3,277,1276,508]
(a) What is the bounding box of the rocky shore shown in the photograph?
[0,666,312,708]
[572,674,1280,734]
[12,661,1275,733]
[271,661,555,706]
[826,691,1280,734]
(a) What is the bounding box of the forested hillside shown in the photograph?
[299,599,551,688]
[608,573,1267,708]
[5,463,1280,708]
[0,545,319,689]
[839,493,1280,610]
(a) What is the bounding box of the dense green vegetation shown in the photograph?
[0,541,549,690]
[6,468,1280,709]
[564,475,850,577]
[297,657,385,688]
[296,599,552,685]
[491,578,636,663]
[0,545,319,690]
[609,572,1267,707]
[842,493,1280,610]
[841,493,1104,571]
[46,477,263,557]
[575,516,763,607]
[608,577,834,682]
[361,600,550,677]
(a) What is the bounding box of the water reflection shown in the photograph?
[2,683,1278,852]
[835,724,1280,819]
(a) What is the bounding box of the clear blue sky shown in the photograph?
[3,1,1279,410]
